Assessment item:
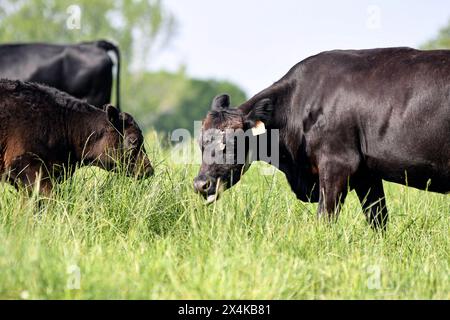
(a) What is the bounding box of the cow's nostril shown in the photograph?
[194,178,211,193]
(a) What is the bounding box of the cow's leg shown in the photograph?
[8,156,53,197]
[14,167,52,197]
[354,178,388,230]
[317,159,356,221]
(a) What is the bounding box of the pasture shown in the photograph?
[0,132,448,299]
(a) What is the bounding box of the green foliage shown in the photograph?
[153,75,247,134]
[122,69,247,134]
[422,19,450,49]
[0,135,448,299]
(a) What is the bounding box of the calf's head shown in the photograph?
[194,94,272,204]
[89,105,153,178]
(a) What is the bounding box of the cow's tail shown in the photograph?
[96,40,121,111]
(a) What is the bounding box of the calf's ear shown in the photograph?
[106,105,120,127]
[244,98,273,135]
[211,94,230,111]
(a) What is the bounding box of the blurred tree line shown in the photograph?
[123,69,246,132]
[422,19,450,49]
[0,0,247,134]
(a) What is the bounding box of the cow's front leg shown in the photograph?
[317,158,358,221]
[355,178,388,230]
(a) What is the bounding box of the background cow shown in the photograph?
[0,39,121,110]
[194,47,450,230]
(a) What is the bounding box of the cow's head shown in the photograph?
[90,105,154,178]
[194,94,272,204]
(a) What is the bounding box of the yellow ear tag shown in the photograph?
[251,121,266,136]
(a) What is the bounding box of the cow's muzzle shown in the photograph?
[193,175,220,204]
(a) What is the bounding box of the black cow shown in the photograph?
[0,40,120,110]
[194,47,450,229]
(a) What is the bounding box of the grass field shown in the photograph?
[0,132,448,299]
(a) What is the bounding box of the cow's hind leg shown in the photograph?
[355,178,388,230]
[8,155,53,197]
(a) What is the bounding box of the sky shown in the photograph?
[149,0,450,97]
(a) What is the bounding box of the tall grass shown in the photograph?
[0,132,448,299]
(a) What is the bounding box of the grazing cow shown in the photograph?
[194,47,450,229]
[0,79,153,195]
[0,40,121,110]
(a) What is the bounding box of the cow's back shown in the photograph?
[0,44,63,79]
[0,79,64,142]
[292,48,450,192]
[0,42,114,107]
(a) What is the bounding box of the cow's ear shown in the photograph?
[211,94,230,111]
[106,104,120,127]
[244,98,273,132]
